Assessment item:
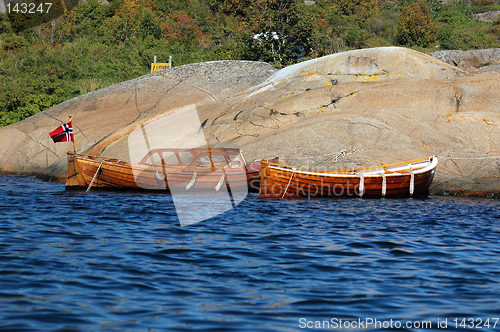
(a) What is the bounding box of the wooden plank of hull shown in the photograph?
[72,155,247,191]
[66,152,275,192]
[78,158,144,189]
[246,171,260,192]
[66,153,86,188]
[260,157,437,199]
[246,157,279,193]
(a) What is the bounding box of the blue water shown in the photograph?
[1,176,500,331]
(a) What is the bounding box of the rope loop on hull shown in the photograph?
[381,174,386,198]
[186,171,197,190]
[215,170,226,191]
[359,174,364,197]
[408,170,414,196]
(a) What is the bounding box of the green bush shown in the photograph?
[0,15,12,34]
[366,12,397,39]
[441,26,500,49]
[344,25,365,48]
[436,5,473,25]
[1,33,28,50]
[425,0,442,17]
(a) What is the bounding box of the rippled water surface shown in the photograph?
[1,176,500,331]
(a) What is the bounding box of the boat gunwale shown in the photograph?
[264,156,438,179]
[72,149,245,171]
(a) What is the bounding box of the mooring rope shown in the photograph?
[439,155,500,160]
[285,151,500,162]
[86,161,103,192]
[331,146,361,162]
[282,168,297,199]
[283,146,363,162]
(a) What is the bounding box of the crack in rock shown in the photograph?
[233,110,244,121]
[210,101,231,125]
[0,132,24,162]
[249,118,279,129]
[127,78,183,127]
[329,90,360,108]
[26,133,59,158]
[235,124,260,138]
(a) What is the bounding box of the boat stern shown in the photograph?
[65,152,87,190]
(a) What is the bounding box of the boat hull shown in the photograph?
[66,152,277,193]
[245,158,278,192]
[260,156,438,199]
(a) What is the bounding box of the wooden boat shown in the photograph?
[260,156,438,198]
[66,148,277,192]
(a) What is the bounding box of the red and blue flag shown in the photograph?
[49,121,74,143]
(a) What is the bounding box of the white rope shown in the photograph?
[381,174,386,198]
[408,170,414,196]
[186,171,197,190]
[283,146,363,161]
[283,151,500,162]
[439,155,500,160]
[86,161,103,192]
[332,146,359,163]
[282,168,296,199]
[215,170,225,191]
[284,153,500,163]
[154,170,165,181]
[359,174,364,197]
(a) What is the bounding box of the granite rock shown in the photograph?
[428,48,500,72]
[2,47,500,197]
[476,10,500,23]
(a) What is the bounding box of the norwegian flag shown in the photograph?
[49,121,74,143]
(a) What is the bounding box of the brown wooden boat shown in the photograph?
[260,156,438,198]
[66,148,277,192]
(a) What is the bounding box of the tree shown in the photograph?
[329,0,380,25]
[206,0,253,17]
[247,0,312,67]
[396,1,437,47]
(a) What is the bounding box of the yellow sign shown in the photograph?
[151,63,171,73]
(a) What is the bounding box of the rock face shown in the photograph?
[428,48,500,73]
[2,46,500,197]
[0,60,277,178]
[476,10,500,23]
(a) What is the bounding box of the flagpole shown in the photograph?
[69,115,76,154]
